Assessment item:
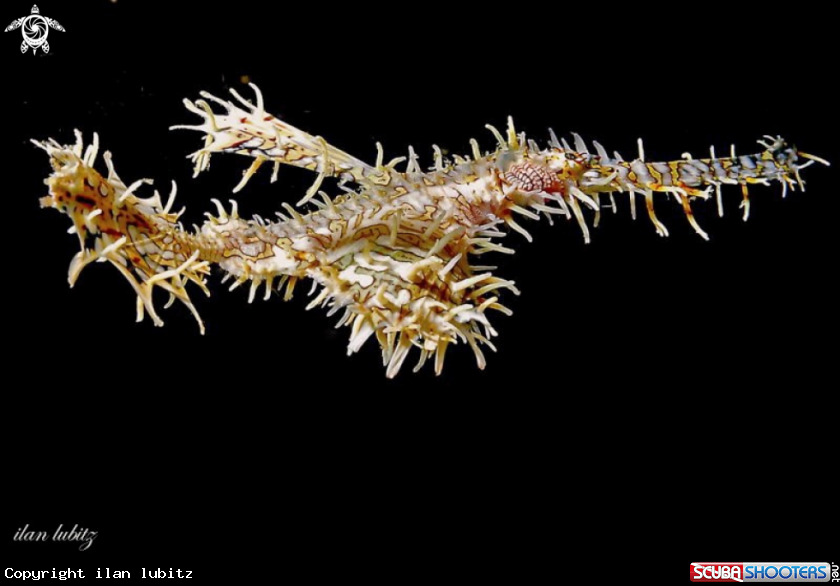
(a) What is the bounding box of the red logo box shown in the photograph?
[691,563,744,582]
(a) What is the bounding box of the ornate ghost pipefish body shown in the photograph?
[34,83,829,377]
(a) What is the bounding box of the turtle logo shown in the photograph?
[5,5,64,54]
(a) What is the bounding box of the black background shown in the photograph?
[3,0,836,570]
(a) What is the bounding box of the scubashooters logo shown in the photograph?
[690,563,834,583]
[5,5,65,54]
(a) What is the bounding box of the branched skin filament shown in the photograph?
[35,83,829,377]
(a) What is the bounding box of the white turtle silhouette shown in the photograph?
[5,5,64,54]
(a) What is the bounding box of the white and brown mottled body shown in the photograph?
[34,84,829,377]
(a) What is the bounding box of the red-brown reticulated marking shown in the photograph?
[503,163,555,193]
